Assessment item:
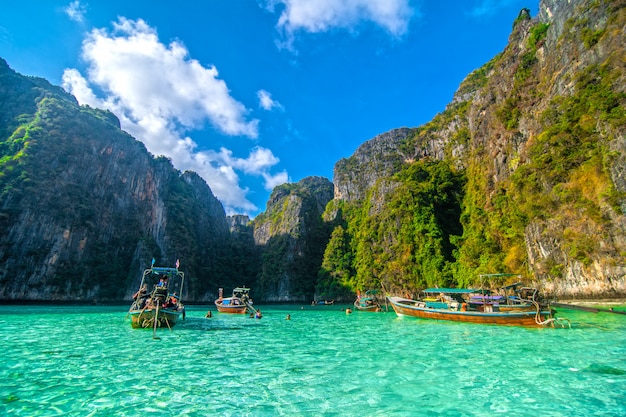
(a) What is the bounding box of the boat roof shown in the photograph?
[151,267,180,275]
[423,288,479,294]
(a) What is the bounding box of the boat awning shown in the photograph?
[422,288,479,294]
[151,267,179,274]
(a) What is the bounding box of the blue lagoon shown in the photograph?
[1,304,625,416]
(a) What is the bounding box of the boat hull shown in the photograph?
[130,308,182,329]
[354,301,381,312]
[354,305,381,312]
[214,288,254,314]
[215,303,248,314]
[387,296,552,327]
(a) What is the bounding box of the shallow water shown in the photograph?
[1,303,625,416]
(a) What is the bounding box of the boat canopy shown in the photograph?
[150,267,181,276]
[422,288,479,294]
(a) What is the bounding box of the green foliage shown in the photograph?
[496,95,521,130]
[516,23,549,83]
[527,23,549,49]
[496,22,551,131]
[316,225,355,299]
[581,27,605,48]
[322,160,465,295]
[455,54,502,99]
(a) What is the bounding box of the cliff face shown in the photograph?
[333,128,415,202]
[0,59,230,301]
[330,0,626,298]
[252,177,334,302]
[0,0,623,303]
[459,0,625,297]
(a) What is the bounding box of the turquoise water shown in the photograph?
[1,304,625,416]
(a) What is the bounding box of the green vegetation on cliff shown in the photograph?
[318,0,626,298]
[320,160,464,297]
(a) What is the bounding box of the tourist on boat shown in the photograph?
[157,276,168,287]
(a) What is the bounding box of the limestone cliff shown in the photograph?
[0,58,230,301]
[252,176,334,302]
[330,0,625,298]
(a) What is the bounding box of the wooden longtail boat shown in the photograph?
[215,287,260,316]
[387,287,568,327]
[128,260,185,331]
[354,290,382,312]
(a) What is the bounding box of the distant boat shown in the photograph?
[215,287,260,316]
[354,290,382,312]
[128,261,185,332]
[311,299,335,306]
[387,287,569,327]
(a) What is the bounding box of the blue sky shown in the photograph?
[0,0,538,217]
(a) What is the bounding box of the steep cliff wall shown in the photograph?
[0,59,231,301]
[330,0,625,298]
[253,176,334,302]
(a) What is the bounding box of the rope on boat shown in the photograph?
[153,301,160,339]
[530,299,571,328]
[163,312,172,331]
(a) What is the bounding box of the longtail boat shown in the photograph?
[128,260,185,332]
[215,287,261,317]
[387,287,569,327]
[354,290,382,312]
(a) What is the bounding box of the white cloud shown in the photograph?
[262,170,290,191]
[62,18,287,215]
[257,89,283,111]
[262,0,414,49]
[64,0,87,23]
[209,147,289,191]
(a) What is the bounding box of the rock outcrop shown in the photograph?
[253,177,334,302]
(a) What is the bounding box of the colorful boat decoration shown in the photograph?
[354,290,382,312]
[469,282,536,312]
[128,260,186,335]
[215,287,261,317]
[387,287,570,327]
